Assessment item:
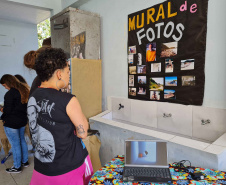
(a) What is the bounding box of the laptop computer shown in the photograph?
[123,140,172,183]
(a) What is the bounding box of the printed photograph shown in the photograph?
[150,78,164,91]
[160,42,178,58]
[182,76,196,86]
[129,88,136,96]
[138,87,146,95]
[151,62,161,72]
[137,65,146,74]
[146,42,156,62]
[128,141,157,164]
[129,66,136,74]
[165,59,174,73]
[181,59,195,70]
[165,76,177,86]
[138,76,146,84]
[129,75,134,86]
[128,54,134,64]
[65,59,71,93]
[67,59,71,66]
[138,53,142,65]
[150,91,160,100]
[71,32,86,59]
[164,90,176,99]
[129,46,136,54]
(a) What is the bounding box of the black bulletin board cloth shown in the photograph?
[128,0,208,105]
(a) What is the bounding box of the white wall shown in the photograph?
[78,0,226,110]
[0,19,37,103]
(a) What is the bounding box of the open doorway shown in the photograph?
[37,18,51,48]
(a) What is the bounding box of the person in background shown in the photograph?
[14,74,28,85]
[29,48,93,185]
[23,37,51,96]
[0,74,30,173]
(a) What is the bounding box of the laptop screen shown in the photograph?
[125,141,168,167]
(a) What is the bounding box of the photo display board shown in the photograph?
[128,0,208,105]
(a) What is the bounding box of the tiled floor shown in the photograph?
[0,154,34,185]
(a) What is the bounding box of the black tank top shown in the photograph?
[28,88,88,176]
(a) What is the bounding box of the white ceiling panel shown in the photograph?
[0,1,51,24]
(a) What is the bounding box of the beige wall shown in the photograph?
[71,58,102,119]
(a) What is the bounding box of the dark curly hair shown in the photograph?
[35,48,67,82]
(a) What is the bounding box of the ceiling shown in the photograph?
[0,0,51,24]
[70,0,91,8]
[0,0,93,25]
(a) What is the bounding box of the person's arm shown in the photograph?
[66,97,88,139]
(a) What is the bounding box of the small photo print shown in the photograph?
[160,42,178,58]
[138,87,146,95]
[129,66,136,74]
[128,54,134,64]
[137,65,146,74]
[164,89,176,99]
[182,76,195,86]
[151,62,161,72]
[129,75,134,86]
[138,53,142,65]
[129,88,136,96]
[165,76,177,86]
[129,46,136,54]
[165,59,174,73]
[146,42,156,62]
[150,77,164,91]
[181,59,195,70]
[67,59,71,66]
[150,91,160,100]
[138,76,146,84]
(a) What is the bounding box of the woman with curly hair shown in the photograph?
[28,48,93,185]
[0,74,30,173]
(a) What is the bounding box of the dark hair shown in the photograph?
[35,48,67,82]
[0,74,30,104]
[42,37,51,47]
[14,74,27,84]
[24,50,37,69]
[23,38,51,70]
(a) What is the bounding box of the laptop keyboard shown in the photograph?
[124,167,171,178]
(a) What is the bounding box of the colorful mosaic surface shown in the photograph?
[88,155,226,185]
